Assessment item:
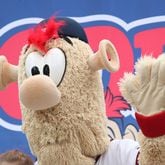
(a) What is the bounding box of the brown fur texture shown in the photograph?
[18,38,109,165]
[138,132,165,165]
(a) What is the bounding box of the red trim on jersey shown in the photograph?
[136,151,140,165]
[135,111,165,138]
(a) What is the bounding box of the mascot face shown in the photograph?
[18,18,119,112]
[18,18,92,111]
[18,35,95,112]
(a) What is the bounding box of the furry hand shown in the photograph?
[119,54,165,115]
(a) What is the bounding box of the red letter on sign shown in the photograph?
[134,28,165,58]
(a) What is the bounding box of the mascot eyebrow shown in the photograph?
[28,18,65,53]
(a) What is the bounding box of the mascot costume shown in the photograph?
[0,17,164,165]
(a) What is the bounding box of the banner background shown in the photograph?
[0,0,165,159]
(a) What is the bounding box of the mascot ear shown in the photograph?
[87,40,120,72]
[0,56,18,90]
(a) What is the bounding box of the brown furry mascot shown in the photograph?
[0,17,164,165]
[0,17,119,165]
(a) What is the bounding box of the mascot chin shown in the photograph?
[0,17,164,165]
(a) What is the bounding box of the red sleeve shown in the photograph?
[135,111,165,138]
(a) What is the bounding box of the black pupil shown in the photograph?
[31,66,40,75]
[43,64,50,76]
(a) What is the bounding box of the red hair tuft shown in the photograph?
[28,17,64,52]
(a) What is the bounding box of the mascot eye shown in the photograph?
[31,66,40,75]
[44,48,66,86]
[25,51,43,77]
[43,64,50,76]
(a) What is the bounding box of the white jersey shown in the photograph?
[96,139,140,165]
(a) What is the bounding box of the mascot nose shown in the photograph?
[19,75,61,110]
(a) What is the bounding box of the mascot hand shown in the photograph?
[119,54,165,115]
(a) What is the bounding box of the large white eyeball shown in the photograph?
[25,48,66,86]
[44,48,66,86]
[25,51,44,77]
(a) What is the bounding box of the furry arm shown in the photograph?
[36,143,95,165]
[119,54,165,165]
